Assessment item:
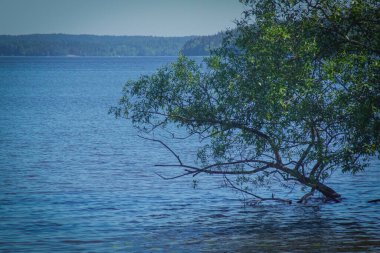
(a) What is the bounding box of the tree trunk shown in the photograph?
[291,170,341,202]
[315,182,341,202]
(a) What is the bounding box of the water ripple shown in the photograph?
[0,57,379,252]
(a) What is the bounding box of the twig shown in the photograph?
[138,135,183,165]
[154,171,195,180]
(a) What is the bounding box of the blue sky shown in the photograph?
[0,0,245,36]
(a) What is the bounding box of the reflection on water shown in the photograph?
[0,57,379,252]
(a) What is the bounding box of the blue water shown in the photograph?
[0,57,379,252]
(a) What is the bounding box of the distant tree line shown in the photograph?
[181,32,224,56]
[0,34,210,56]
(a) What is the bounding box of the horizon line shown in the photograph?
[0,32,225,38]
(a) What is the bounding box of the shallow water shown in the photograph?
[0,57,379,252]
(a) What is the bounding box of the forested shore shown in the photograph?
[0,33,222,56]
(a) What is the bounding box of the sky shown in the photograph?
[0,0,245,36]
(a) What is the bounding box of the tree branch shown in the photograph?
[138,135,183,165]
[154,171,195,180]
[294,124,315,172]
[143,135,278,179]
[224,175,292,204]
[147,110,284,165]
[297,188,315,204]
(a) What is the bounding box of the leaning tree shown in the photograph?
[111,0,379,203]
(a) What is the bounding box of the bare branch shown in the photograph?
[138,110,283,164]
[297,188,316,204]
[294,125,315,172]
[154,171,194,180]
[224,176,292,204]
[154,163,273,176]
[138,135,183,165]
[310,161,322,178]
[203,159,273,170]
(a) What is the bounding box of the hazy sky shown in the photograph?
[0,0,245,36]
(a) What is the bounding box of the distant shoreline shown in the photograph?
[0,34,218,57]
[0,55,207,58]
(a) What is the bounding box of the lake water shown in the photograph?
[0,57,379,252]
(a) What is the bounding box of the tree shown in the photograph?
[111,0,379,204]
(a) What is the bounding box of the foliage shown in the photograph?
[112,0,379,202]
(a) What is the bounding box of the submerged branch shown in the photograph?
[297,188,315,204]
[224,175,292,204]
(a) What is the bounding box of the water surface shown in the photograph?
[0,57,379,252]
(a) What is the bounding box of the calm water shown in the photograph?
[0,57,379,252]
